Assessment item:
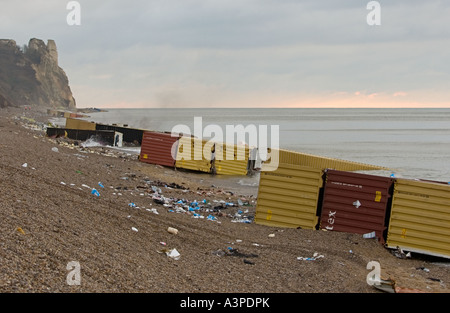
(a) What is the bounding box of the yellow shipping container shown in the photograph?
[269,148,387,172]
[255,163,323,229]
[386,178,450,259]
[214,142,249,176]
[175,136,213,173]
[65,117,96,131]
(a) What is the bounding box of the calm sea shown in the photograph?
[79,108,450,184]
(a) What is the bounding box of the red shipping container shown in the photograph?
[319,170,394,243]
[139,131,181,167]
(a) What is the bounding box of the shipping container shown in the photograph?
[95,123,145,145]
[386,178,450,259]
[269,148,388,172]
[255,163,324,229]
[65,117,96,131]
[175,136,213,173]
[46,127,120,146]
[213,142,249,175]
[319,170,394,243]
[139,131,180,167]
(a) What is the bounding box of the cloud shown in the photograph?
[1,1,450,108]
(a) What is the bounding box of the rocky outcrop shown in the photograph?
[0,38,76,109]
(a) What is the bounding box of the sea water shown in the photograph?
[80,108,450,184]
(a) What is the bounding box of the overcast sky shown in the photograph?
[1,0,450,108]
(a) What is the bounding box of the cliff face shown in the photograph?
[0,38,76,109]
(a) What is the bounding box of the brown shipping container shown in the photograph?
[319,170,394,243]
[139,131,181,167]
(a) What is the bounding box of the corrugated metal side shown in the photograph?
[255,163,323,229]
[319,170,393,243]
[214,143,249,175]
[65,117,96,131]
[139,131,180,167]
[386,179,450,259]
[270,149,387,171]
[175,136,213,173]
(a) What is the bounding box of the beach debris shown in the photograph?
[91,188,100,197]
[167,227,178,235]
[128,203,137,208]
[98,182,104,188]
[226,247,258,259]
[243,259,255,265]
[416,267,430,273]
[131,227,138,232]
[158,248,181,260]
[22,163,28,168]
[297,252,324,261]
[391,246,411,259]
[363,231,376,239]
[268,233,275,238]
[146,208,159,214]
[207,214,218,221]
[51,147,59,152]
[369,276,429,293]
[17,227,26,235]
[212,249,226,257]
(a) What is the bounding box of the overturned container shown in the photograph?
[255,163,324,229]
[175,136,214,173]
[275,148,388,172]
[386,178,450,259]
[139,131,181,167]
[213,142,250,176]
[319,170,394,243]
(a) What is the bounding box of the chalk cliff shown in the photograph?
[0,38,76,109]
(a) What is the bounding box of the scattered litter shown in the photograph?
[128,203,137,208]
[416,267,430,273]
[297,252,324,261]
[146,208,159,214]
[370,277,429,293]
[167,227,178,235]
[363,231,376,239]
[225,248,258,258]
[243,259,255,265]
[91,188,100,197]
[51,147,59,152]
[207,214,217,221]
[60,182,66,185]
[159,248,181,260]
[392,246,411,259]
[17,227,26,235]
[160,242,167,246]
[98,182,104,188]
[212,249,226,257]
[268,233,275,238]
[131,227,138,232]
[22,163,28,168]
[82,184,90,189]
